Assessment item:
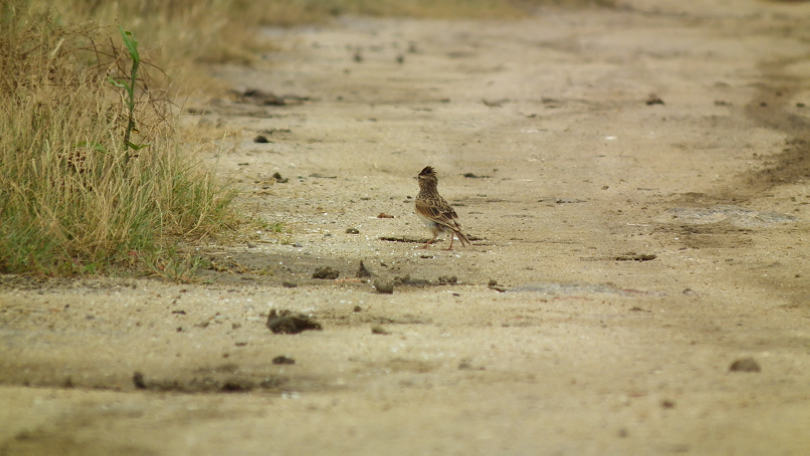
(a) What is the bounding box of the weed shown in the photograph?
[107,26,150,156]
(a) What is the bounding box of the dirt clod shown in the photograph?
[488,279,507,292]
[393,274,430,286]
[272,356,296,365]
[312,266,340,280]
[729,358,761,373]
[373,279,394,294]
[220,378,254,392]
[646,93,665,105]
[132,372,147,390]
[615,252,657,261]
[266,309,322,334]
[356,260,372,278]
[239,88,289,106]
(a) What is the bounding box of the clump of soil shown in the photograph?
[266,309,323,334]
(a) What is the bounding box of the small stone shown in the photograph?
[373,279,394,294]
[254,135,269,143]
[729,357,761,372]
[282,281,298,288]
[661,400,675,409]
[371,325,389,335]
[377,213,394,218]
[438,275,457,285]
[346,228,360,234]
[312,266,340,280]
[272,172,288,183]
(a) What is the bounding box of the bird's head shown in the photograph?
[415,166,438,187]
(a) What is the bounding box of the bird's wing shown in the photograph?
[416,198,461,228]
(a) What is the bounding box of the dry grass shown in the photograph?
[0,1,239,278]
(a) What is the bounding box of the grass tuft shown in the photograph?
[0,1,238,277]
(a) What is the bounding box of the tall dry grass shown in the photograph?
[0,1,238,278]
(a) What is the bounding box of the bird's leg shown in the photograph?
[418,233,438,249]
[443,234,455,251]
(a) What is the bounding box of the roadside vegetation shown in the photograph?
[0,0,611,279]
[0,0,240,279]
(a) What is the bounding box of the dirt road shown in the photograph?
[2,1,809,454]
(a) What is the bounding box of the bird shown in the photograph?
[414,166,471,250]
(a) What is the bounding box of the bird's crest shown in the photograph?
[418,166,436,176]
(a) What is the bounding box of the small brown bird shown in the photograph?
[414,166,471,250]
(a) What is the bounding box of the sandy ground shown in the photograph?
[2,0,810,454]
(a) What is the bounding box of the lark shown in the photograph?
[414,166,471,250]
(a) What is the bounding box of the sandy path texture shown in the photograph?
[2,0,810,454]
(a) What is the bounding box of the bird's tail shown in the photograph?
[453,229,471,247]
